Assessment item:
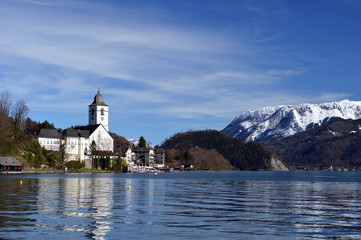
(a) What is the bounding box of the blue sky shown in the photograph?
[1,0,361,145]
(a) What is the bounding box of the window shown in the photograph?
[101,108,105,115]
[92,108,95,116]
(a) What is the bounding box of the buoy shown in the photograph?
[127,186,131,189]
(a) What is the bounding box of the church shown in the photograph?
[37,87,114,163]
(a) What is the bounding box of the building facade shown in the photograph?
[37,129,61,151]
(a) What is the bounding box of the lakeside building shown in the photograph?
[120,147,166,172]
[36,87,114,163]
[0,157,23,173]
[37,128,61,151]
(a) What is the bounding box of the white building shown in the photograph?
[37,129,61,151]
[121,147,135,165]
[37,88,114,163]
[62,128,90,162]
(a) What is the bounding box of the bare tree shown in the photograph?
[0,90,13,117]
[12,100,29,140]
[0,91,13,154]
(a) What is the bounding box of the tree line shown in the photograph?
[162,130,276,171]
[0,90,62,168]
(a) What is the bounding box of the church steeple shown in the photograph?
[89,87,109,131]
[90,86,108,107]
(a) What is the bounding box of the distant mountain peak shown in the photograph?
[222,100,361,142]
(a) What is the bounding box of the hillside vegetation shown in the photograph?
[265,118,361,170]
[165,147,233,171]
[162,130,284,171]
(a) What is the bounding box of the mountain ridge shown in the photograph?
[222,99,361,142]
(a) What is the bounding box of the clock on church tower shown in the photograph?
[88,87,109,132]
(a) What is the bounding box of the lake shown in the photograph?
[1,171,361,239]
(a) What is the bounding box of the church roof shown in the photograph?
[89,89,108,107]
[63,128,90,138]
[74,125,102,135]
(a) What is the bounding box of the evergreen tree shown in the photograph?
[138,136,146,148]
[90,140,97,155]
[112,156,122,172]
[37,120,55,129]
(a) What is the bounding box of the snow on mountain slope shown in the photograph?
[222,100,361,142]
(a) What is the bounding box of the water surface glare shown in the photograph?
[1,171,361,239]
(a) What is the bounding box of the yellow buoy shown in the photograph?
[127,186,131,189]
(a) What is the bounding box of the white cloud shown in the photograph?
[267,69,304,76]
[0,0,354,137]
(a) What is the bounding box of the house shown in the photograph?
[119,147,136,165]
[37,128,61,151]
[62,128,90,162]
[0,157,23,172]
[125,147,165,172]
[154,148,165,166]
[134,148,155,164]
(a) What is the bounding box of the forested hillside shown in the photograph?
[162,130,286,171]
[265,118,361,170]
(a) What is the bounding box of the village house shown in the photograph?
[37,128,61,151]
[154,148,165,165]
[122,147,165,172]
[119,147,136,165]
[0,157,23,173]
[135,148,155,164]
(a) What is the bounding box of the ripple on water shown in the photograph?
[0,172,361,239]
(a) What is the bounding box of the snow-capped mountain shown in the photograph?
[222,100,361,142]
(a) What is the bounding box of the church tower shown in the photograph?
[89,87,109,131]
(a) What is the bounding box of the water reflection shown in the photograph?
[35,176,114,239]
[1,172,361,239]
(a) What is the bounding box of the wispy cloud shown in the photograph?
[267,69,304,76]
[0,0,357,143]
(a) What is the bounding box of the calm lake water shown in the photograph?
[1,171,361,240]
